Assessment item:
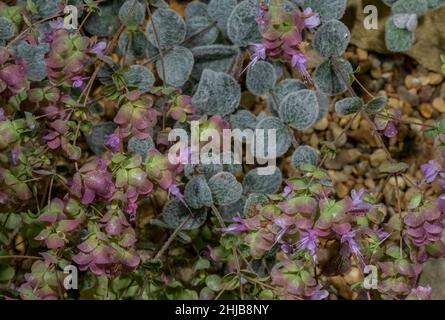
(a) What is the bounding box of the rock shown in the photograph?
[397,86,419,106]
[345,1,445,73]
[356,48,368,61]
[419,258,445,299]
[369,149,387,167]
[336,183,349,198]
[419,103,433,118]
[388,98,401,109]
[433,97,445,113]
[344,267,362,285]
[314,117,329,131]
[405,75,422,89]
[429,72,443,85]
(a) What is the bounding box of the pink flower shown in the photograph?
[72,76,89,88]
[0,108,5,121]
[49,18,64,30]
[220,215,249,233]
[303,8,320,29]
[104,132,120,152]
[91,41,107,55]
[168,184,184,200]
[71,158,115,205]
[291,52,312,83]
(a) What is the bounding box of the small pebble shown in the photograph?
[433,97,445,113]
[420,103,433,118]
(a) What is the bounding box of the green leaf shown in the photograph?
[334,97,364,116]
[205,274,222,292]
[366,96,388,113]
[407,192,422,209]
[193,258,211,272]
[379,161,408,174]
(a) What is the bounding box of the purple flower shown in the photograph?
[91,41,107,55]
[246,43,266,71]
[255,6,268,26]
[49,18,64,30]
[273,217,289,245]
[350,188,372,213]
[421,160,443,183]
[296,229,318,260]
[303,8,320,29]
[407,286,431,300]
[340,230,364,265]
[72,76,89,88]
[168,184,184,200]
[0,108,5,121]
[291,52,312,83]
[104,132,120,152]
[220,215,249,233]
[383,121,398,138]
[281,182,292,198]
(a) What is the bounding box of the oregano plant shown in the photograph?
[0,0,444,302]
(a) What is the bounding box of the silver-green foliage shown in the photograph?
[192,69,240,116]
[279,90,319,130]
[162,198,207,230]
[208,172,243,206]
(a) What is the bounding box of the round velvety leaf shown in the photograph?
[427,0,445,9]
[184,163,223,181]
[0,17,16,40]
[243,167,282,194]
[162,198,207,230]
[220,152,243,174]
[146,8,186,49]
[246,61,277,96]
[302,0,347,22]
[123,65,155,92]
[279,90,319,130]
[366,96,388,113]
[219,197,245,220]
[185,15,219,47]
[312,20,350,59]
[382,0,399,6]
[33,0,61,17]
[268,78,307,114]
[192,69,240,116]
[393,13,418,32]
[118,30,148,60]
[252,116,292,159]
[227,0,262,47]
[118,0,145,26]
[85,2,120,37]
[230,109,258,131]
[208,0,238,36]
[156,46,194,87]
[334,97,364,116]
[315,91,329,121]
[243,193,269,217]
[12,41,49,81]
[190,45,240,80]
[184,175,214,209]
[127,136,154,160]
[391,0,428,15]
[185,0,209,20]
[208,172,243,206]
[86,122,118,155]
[385,16,415,52]
[314,58,353,96]
[291,145,319,169]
